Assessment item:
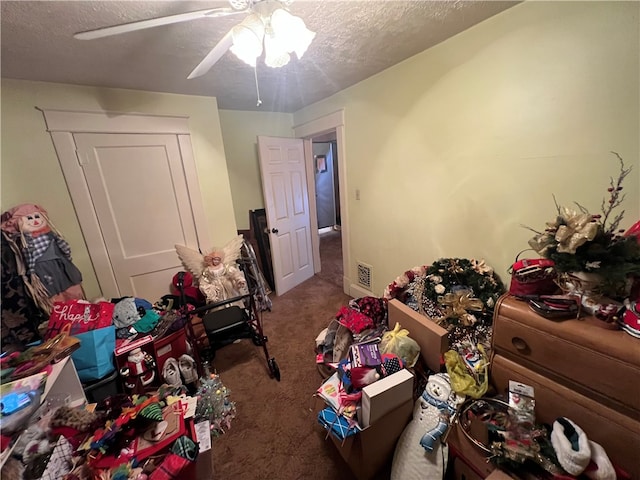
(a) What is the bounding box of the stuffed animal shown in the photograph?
[390,373,465,480]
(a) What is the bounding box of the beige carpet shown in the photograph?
[315,230,343,289]
[206,240,373,479]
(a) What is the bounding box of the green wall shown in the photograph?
[1,80,237,299]
[293,1,640,295]
[218,110,294,230]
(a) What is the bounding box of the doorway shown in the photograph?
[312,135,343,289]
[293,110,350,295]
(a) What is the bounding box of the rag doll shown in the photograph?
[390,373,465,480]
[0,204,83,312]
[175,235,248,308]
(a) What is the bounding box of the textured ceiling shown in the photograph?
[1,0,518,113]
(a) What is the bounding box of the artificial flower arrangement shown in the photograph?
[525,152,640,299]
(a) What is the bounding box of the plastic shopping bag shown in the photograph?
[379,322,420,367]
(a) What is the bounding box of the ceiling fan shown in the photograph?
[74,0,316,79]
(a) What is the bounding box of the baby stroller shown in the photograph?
[183,241,280,381]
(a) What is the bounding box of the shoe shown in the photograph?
[178,354,198,384]
[550,417,591,475]
[620,301,640,338]
[162,358,182,387]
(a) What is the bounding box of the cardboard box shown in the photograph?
[328,399,413,480]
[388,299,448,373]
[360,368,413,428]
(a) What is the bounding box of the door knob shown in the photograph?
[271,228,279,234]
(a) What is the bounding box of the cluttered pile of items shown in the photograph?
[1,353,234,480]
[312,257,506,478]
[0,204,259,480]
[0,291,237,480]
[313,246,637,479]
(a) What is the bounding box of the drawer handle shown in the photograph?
[511,337,529,352]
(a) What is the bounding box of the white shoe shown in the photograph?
[179,354,198,384]
[162,357,182,386]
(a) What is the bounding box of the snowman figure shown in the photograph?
[390,373,465,480]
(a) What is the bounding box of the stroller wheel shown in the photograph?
[268,357,281,381]
[252,334,266,346]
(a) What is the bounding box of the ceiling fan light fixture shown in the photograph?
[230,13,265,67]
[264,32,291,68]
[269,8,316,60]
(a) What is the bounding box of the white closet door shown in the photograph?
[74,133,198,300]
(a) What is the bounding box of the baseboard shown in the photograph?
[349,283,373,299]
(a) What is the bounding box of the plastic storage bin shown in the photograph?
[83,369,120,404]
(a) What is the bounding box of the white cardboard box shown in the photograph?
[360,368,414,428]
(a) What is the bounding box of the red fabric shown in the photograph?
[336,306,374,334]
[1,435,12,452]
[50,426,85,449]
[149,453,191,480]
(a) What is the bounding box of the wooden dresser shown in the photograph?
[491,294,640,478]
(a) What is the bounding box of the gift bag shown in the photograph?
[508,250,558,296]
[46,300,114,339]
[71,325,116,383]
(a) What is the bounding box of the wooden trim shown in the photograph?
[39,108,190,134]
[49,131,119,296]
[177,134,211,250]
[293,110,345,137]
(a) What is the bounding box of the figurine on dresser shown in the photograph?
[390,373,465,480]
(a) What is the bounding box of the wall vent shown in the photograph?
[356,262,372,290]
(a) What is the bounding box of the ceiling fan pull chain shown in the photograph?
[254,65,262,107]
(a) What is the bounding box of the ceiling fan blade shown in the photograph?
[187,30,234,79]
[74,8,240,40]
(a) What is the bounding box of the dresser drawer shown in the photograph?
[492,295,640,414]
[491,355,640,479]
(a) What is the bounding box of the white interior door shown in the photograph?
[257,136,314,295]
[74,133,200,300]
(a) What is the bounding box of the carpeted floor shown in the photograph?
[206,230,373,479]
[315,230,343,289]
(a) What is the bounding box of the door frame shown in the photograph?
[40,108,210,296]
[293,110,350,295]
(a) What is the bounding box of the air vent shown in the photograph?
[357,262,372,290]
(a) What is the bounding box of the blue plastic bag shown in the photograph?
[71,326,116,383]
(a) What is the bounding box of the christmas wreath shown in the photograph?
[384,258,506,351]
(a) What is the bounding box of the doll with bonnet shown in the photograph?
[1,204,83,312]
